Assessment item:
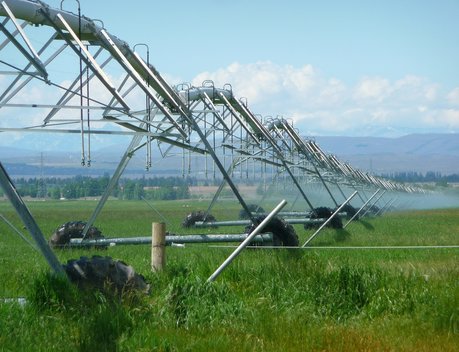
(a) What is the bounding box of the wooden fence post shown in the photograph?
[151,222,166,272]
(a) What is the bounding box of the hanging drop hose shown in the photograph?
[76,3,85,166]
[146,93,151,170]
[86,53,91,167]
[135,44,152,171]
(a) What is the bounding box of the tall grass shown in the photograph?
[0,200,458,350]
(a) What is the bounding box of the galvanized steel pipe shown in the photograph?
[68,233,273,247]
[207,199,287,282]
[302,191,358,247]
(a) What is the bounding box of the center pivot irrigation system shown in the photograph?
[1,0,428,264]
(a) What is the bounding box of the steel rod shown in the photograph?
[68,233,273,247]
[376,196,397,216]
[360,190,386,218]
[0,163,65,275]
[194,217,333,228]
[302,191,358,247]
[343,189,380,228]
[210,245,459,250]
[0,213,38,251]
[141,196,169,225]
[81,111,155,239]
[207,199,287,282]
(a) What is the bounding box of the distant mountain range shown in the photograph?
[314,134,459,156]
[0,133,458,177]
[314,133,459,175]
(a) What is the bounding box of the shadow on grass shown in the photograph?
[333,229,351,242]
[357,220,375,231]
[304,228,352,246]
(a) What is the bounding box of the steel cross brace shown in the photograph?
[0,2,48,78]
[232,100,315,210]
[39,10,130,112]
[0,162,65,275]
[0,33,61,105]
[343,188,381,228]
[269,119,339,207]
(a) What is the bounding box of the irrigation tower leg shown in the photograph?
[336,182,363,206]
[343,189,380,228]
[257,171,282,206]
[313,168,339,207]
[0,163,65,276]
[356,188,367,203]
[81,138,147,239]
[207,199,288,282]
[205,156,244,217]
[81,109,155,238]
[302,191,358,247]
[334,183,348,201]
[376,195,397,216]
[288,193,301,211]
[361,190,386,218]
[283,165,315,210]
[387,196,399,211]
[186,113,257,223]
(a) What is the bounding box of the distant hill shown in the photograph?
[314,133,459,174]
[314,134,459,156]
[1,133,458,177]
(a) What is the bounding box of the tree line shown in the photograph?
[379,171,459,184]
[3,175,198,200]
[1,171,457,200]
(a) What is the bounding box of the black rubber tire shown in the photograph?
[239,204,265,219]
[63,255,150,294]
[182,211,217,228]
[304,207,343,230]
[246,216,299,247]
[49,221,105,248]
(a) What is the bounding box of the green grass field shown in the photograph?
[0,199,458,351]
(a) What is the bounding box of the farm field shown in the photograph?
[0,199,458,351]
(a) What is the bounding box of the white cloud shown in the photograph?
[192,61,317,106]
[1,56,457,151]
[393,75,439,103]
[447,87,459,106]
[353,77,391,103]
[432,109,459,128]
[191,62,457,137]
[318,78,347,105]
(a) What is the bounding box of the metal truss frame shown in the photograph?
[1,0,425,246]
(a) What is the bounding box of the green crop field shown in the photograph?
[0,199,458,351]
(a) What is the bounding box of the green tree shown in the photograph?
[133,182,145,200]
[62,183,77,199]
[50,186,61,199]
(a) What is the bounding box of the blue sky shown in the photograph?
[70,0,458,84]
[2,0,459,147]
[80,0,459,137]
